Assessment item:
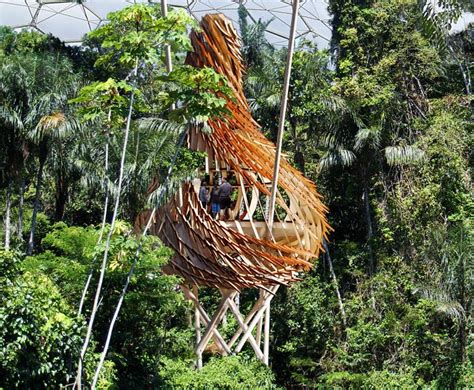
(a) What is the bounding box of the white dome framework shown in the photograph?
[0,0,331,47]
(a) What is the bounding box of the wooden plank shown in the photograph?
[196,290,235,355]
[227,298,264,360]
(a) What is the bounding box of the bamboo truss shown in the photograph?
[138,14,330,290]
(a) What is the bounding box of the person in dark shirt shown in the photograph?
[199,181,209,209]
[210,183,220,218]
[218,177,232,220]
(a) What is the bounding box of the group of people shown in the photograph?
[199,176,233,221]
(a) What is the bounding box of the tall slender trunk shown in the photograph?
[449,45,471,96]
[4,178,12,250]
[75,67,137,390]
[362,175,375,275]
[55,168,68,221]
[323,239,346,328]
[459,247,466,363]
[28,142,48,255]
[77,138,110,318]
[91,127,188,389]
[18,178,25,241]
[294,143,305,175]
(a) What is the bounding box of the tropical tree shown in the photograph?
[0,30,81,252]
[0,35,31,249]
[25,54,80,255]
[319,0,444,273]
[71,5,232,388]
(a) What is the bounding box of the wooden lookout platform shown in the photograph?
[138,13,330,366]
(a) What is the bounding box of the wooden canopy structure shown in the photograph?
[141,14,330,290]
[137,11,330,365]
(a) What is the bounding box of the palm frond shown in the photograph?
[354,126,382,151]
[138,117,185,135]
[414,285,465,321]
[37,112,66,131]
[147,169,196,209]
[384,145,424,166]
[265,93,280,108]
[0,106,24,131]
[318,148,356,171]
[320,94,349,115]
[33,112,81,142]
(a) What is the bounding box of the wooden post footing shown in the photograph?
[180,284,279,368]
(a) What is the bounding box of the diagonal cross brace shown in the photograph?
[227,297,264,360]
[195,289,236,355]
[181,285,232,355]
[182,284,280,365]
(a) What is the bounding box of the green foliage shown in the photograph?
[22,212,52,251]
[157,355,280,389]
[23,223,97,302]
[70,78,139,127]
[0,250,85,388]
[89,5,196,69]
[160,65,232,122]
[386,96,472,247]
[22,223,192,387]
[317,258,456,386]
[0,248,22,286]
[273,274,334,385]
[1,0,473,387]
[319,369,422,389]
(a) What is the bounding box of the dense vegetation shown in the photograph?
[0,1,472,388]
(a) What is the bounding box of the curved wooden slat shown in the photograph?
[139,14,331,289]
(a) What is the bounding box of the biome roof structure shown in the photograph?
[0,0,332,48]
[137,13,330,290]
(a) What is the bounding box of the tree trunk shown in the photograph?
[18,178,25,241]
[449,45,472,95]
[4,178,12,250]
[294,142,305,175]
[363,175,375,275]
[290,120,305,174]
[55,168,68,221]
[362,175,375,275]
[459,247,466,363]
[323,239,346,328]
[76,68,137,389]
[28,141,48,255]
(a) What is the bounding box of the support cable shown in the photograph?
[267,0,300,233]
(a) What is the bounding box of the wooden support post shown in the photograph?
[256,317,263,346]
[256,290,264,346]
[195,290,235,355]
[193,285,203,369]
[181,286,231,355]
[181,285,278,366]
[263,302,270,365]
[227,299,264,360]
[235,286,279,353]
[234,299,269,353]
[227,289,269,349]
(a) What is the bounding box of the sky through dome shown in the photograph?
[0,0,333,48]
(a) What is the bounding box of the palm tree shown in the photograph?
[318,102,424,274]
[0,55,30,249]
[238,4,275,69]
[1,34,81,254]
[24,54,80,254]
[416,224,473,363]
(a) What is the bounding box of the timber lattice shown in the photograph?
[137,14,330,364]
